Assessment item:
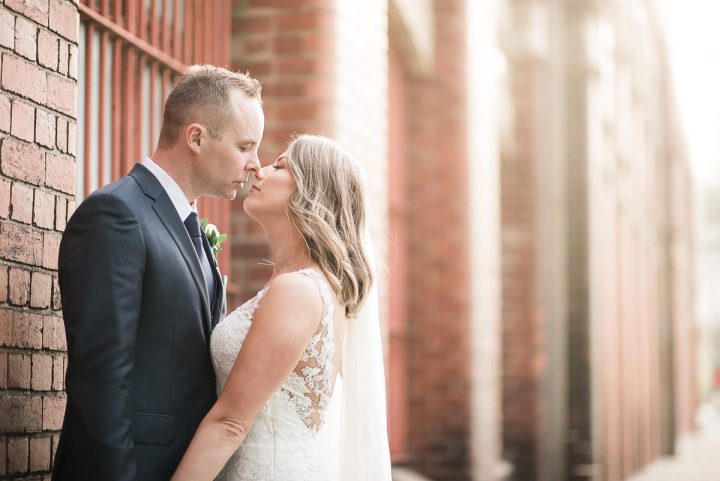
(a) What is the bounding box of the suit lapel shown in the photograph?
[153,198,214,334]
[129,164,213,337]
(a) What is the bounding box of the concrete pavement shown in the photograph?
[626,404,720,481]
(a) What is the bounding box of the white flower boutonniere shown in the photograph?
[200,217,228,260]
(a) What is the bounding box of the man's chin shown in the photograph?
[220,186,238,200]
[203,189,237,200]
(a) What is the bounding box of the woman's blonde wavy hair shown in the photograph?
[284,135,373,318]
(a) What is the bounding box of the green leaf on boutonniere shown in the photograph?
[200,217,228,260]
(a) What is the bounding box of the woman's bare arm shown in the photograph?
[170,272,323,481]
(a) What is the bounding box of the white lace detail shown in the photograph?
[210,268,335,481]
[283,268,335,431]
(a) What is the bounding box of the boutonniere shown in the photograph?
[200,218,227,260]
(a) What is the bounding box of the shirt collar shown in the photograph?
[141,157,196,221]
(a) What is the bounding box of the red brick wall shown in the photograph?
[405,1,472,479]
[0,1,78,478]
[228,0,336,304]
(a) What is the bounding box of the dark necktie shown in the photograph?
[183,212,217,310]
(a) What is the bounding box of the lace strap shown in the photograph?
[297,268,334,332]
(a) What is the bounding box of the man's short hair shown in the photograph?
[158,65,262,148]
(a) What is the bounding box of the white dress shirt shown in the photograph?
[141,157,196,222]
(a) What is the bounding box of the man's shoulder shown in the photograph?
[90,173,143,200]
[70,174,149,224]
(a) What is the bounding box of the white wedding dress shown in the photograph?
[210,268,337,481]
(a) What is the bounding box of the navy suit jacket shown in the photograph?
[52,164,226,481]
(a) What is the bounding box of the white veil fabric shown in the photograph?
[317,231,392,481]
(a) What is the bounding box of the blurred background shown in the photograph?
[2,0,720,480]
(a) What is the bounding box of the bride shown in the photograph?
[170,135,392,481]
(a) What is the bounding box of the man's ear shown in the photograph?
[186,124,203,153]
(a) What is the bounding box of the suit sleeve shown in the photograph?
[59,192,145,481]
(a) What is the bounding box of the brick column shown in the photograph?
[406,1,472,479]
[500,1,549,477]
[500,60,544,481]
[0,1,78,477]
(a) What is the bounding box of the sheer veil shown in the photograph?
[317,228,392,481]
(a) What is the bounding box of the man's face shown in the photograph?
[199,89,264,199]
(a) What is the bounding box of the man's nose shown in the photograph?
[246,154,265,180]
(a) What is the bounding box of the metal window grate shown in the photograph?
[78,0,233,272]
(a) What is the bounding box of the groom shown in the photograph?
[52,66,265,481]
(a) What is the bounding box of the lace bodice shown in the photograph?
[209,268,336,480]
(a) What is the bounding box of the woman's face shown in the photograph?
[243,152,298,222]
